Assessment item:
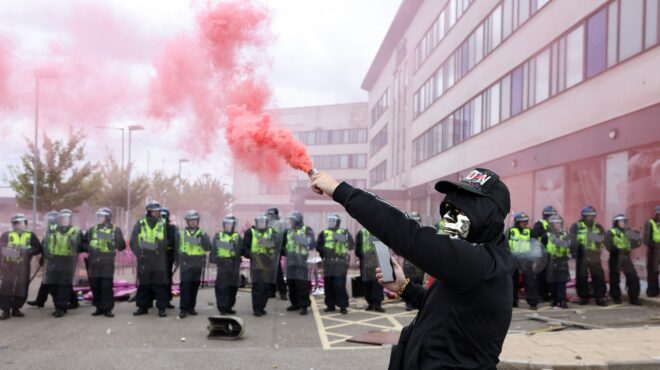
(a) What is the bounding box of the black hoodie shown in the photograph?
[332,182,514,370]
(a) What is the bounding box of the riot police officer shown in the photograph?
[82,208,126,317]
[243,214,280,316]
[356,225,384,312]
[317,214,354,315]
[176,210,211,318]
[266,207,287,301]
[27,211,61,308]
[532,205,557,302]
[0,214,42,319]
[282,211,315,315]
[605,214,642,305]
[131,201,169,317]
[402,212,426,311]
[508,212,538,309]
[211,216,243,315]
[570,205,607,306]
[44,209,83,318]
[546,215,570,308]
[644,205,660,297]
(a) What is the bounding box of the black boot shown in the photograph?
[365,304,374,311]
[133,307,149,316]
[300,307,308,316]
[374,304,385,313]
[324,307,336,313]
[92,309,104,316]
[227,309,236,315]
[179,310,188,319]
[158,309,167,317]
[52,310,65,318]
[630,298,642,306]
[187,309,198,316]
[596,298,608,307]
[340,308,348,315]
[11,308,25,317]
[0,310,10,320]
[26,301,43,308]
[104,310,115,318]
[613,297,622,304]
[286,305,300,312]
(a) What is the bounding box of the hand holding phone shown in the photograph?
[375,241,394,283]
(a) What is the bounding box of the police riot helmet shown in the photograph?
[222,215,237,233]
[45,211,59,227]
[184,210,201,221]
[254,213,268,231]
[513,212,530,224]
[409,211,422,223]
[287,211,304,229]
[548,214,563,232]
[327,214,341,230]
[160,207,170,221]
[581,205,597,217]
[58,209,73,227]
[654,205,660,216]
[11,213,28,232]
[542,205,557,218]
[266,207,280,220]
[96,208,112,225]
[146,200,161,214]
[612,213,627,228]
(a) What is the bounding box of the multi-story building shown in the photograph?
[232,102,370,234]
[362,0,660,232]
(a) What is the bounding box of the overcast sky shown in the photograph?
[0,0,401,189]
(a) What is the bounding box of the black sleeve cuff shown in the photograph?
[332,182,354,205]
[400,281,424,302]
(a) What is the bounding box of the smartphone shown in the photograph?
[374,241,394,283]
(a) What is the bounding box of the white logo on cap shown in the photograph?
[464,170,491,186]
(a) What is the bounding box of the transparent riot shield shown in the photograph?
[626,229,642,248]
[285,232,312,281]
[43,231,80,286]
[546,234,571,282]
[512,238,548,275]
[87,228,118,279]
[0,237,31,303]
[212,235,242,287]
[360,235,379,282]
[250,233,281,284]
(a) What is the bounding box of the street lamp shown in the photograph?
[126,124,144,231]
[32,68,59,230]
[178,158,190,183]
[95,126,125,170]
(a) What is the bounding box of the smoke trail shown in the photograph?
[0,36,13,108]
[148,0,314,176]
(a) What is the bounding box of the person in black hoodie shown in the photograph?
[311,168,514,370]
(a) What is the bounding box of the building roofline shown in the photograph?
[361,0,423,92]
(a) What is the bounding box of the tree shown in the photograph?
[7,130,102,212]
[92,155,149,216]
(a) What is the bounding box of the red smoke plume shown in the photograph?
[0,36,13,108]
[148,0,314,176]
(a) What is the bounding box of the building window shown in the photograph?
[311,154,367,169]
[371,89,389,126]
[566,25,584,88]
[586,7,607,78]
[645,0,659,48]
[370,124,388,156]
[619,0,645,61]
[370,161,387,187]
[412,0,552,119]
[411,0,660,167]
[295,128,368,146]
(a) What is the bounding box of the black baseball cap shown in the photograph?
[435,168,511,216]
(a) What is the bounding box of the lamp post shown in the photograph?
[126,125,144,231]
[32,69,59,229]
[178,158,190,187]
[95,126,125,170]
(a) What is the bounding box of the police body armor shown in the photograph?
[178,228,207,270]
[609,228,639,274]
[249,228,280,284]
[0,231,34,300]
[546,231,570,282]
[88,225,117,264]
[509,227,546,274]
[43,226,81,285]
[285,227,312,281]
[322,228,350,277]
[136,218,167,272]
[213,232,242,287]
[576,221,604,263]
[359,229,379,281]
